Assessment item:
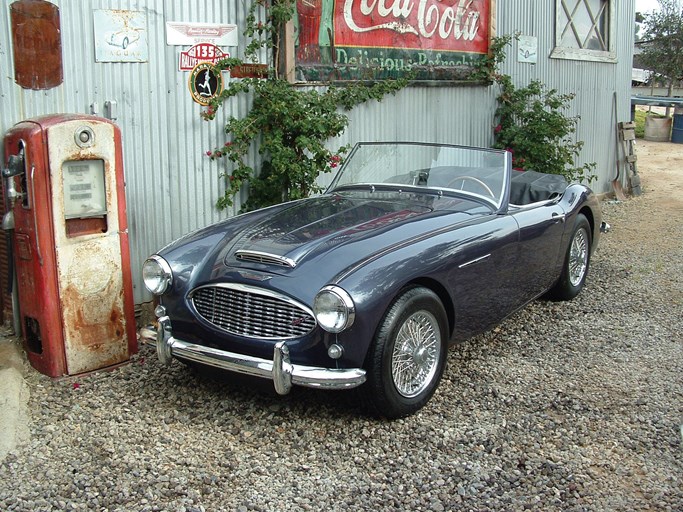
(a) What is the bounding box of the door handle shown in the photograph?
[552,212,566,223]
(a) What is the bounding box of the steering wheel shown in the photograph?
[445,175,495,199]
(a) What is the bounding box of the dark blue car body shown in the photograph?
[145,142,605,417]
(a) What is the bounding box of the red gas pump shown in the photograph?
[2,114,137,377]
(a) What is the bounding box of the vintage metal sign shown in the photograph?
[188,63,223,105]
[179,43,229,71]
[166,21,238,46]
[295,0,493,82]
[94,10,148,63]
[10,0,63,89]
[517,35,538,64]
[230,64,269,79]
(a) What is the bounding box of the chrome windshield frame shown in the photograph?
[327,142,511,212]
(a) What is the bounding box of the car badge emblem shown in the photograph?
[237,270,272,282]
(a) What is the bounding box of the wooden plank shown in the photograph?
[283,20,295,83]
[622,129,636,141]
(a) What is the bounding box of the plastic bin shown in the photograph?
[671,114,683,143]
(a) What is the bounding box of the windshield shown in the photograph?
[328,142,510,209]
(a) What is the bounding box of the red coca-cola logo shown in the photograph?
[335,0,490,53]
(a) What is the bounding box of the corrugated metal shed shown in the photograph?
[0,1,635,305]
[0,0,263,304]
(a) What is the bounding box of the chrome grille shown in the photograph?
[191,284,316,340]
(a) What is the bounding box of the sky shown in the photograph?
[635,0,661,13]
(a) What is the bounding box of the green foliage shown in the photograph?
[470,33,516,83]
[493,75,595,183]
[640,1,683,84]
[203,0,409,211]
[488,37,595,183]
[633,109,647,138]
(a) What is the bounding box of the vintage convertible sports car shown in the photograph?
[143,142,608,418]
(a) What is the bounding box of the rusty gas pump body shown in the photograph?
[2,114,137,377]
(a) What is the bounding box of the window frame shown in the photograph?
[551,0,617,63]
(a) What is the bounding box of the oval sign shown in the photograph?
[188,62,223,106]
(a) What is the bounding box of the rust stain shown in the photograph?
[10,0,64,90]
[62,276,128,374]
[104,161,114,206]
[65,217,108,238]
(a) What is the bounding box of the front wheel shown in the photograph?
[361,287,448,419]
[549,213,592,301]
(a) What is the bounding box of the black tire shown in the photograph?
[549,213,592,301]
[361,287,448,419]
[122,37,129,49]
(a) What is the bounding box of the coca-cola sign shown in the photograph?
[295,0,493,82]
[337,0,489,51]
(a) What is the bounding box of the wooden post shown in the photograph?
[283,19,296,83]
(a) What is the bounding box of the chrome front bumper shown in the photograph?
[156,316,366,395]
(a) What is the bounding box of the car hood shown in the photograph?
[224,190,487,271]
[158,189,492,306]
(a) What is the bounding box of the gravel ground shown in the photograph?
[1,147,682,511]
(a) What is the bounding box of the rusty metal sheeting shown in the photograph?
[10,0,64,90]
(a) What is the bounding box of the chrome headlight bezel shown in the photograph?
[142,255,173,295]
[313,285,355,333]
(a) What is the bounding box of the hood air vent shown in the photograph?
[235,250,296,268]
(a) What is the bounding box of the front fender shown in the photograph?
[332,214,518,367]
[558,184,603,252]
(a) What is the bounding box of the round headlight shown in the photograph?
[314,286,355,333]
[142,255,173,295]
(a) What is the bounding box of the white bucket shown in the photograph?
[644,115,672,142]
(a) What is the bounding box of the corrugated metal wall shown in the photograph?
[493,1,635,196]
[0,1,635,305]
[0,0,263,305]
[337,1,634,194]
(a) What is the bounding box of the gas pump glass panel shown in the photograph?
[62,159,107,219]
[145,141,605,418]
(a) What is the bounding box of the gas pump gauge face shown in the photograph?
[62,159,107,218]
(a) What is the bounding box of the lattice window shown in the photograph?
[552,0,616,62]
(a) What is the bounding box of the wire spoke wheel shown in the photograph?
[548,213,592,301]
[391,311,441,398]
[569,227,589,287]
[361,287,448,418]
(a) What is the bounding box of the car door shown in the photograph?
[445,214,523,341]
[508,202,568,302]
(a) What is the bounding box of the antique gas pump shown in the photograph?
[2,114,137,377]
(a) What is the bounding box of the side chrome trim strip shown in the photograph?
[458,253,492,269]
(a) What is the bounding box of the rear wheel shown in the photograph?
[361,287,448,419]
[549,213,592,300]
